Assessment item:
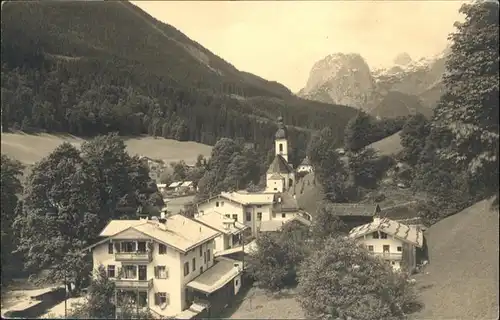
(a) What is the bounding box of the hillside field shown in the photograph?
[1,133,212,166]
[367,130,403,156]
[411,197,499,319]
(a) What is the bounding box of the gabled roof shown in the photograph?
[196,191,275,207]
[93,215,219,253]
[181,181,193,187]
[300,157,311,166]
[259,215,312,232]
[169,181,182,188]
[157,184,166,188]
[349,217,424,248]
[273,193,299,213]
[326,203,381,217]
[194,211,248,235]
[267,155,293,174]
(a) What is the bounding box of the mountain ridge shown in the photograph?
[0,0,358,165]
[298,48,450,118]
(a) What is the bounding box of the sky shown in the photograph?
[132,1,467,93]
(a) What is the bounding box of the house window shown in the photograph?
[279,143,283,152]
[159,244,167,255]
[203,251,207,264]
[155,266,168,279]
[257,205,262,208]
[138,292,148,307]
[257,212,262,221]
[155,292,169,307]
[221,201,225,207]
[121,241,136,253]
[192,258,196,271]
[199,246,203,257]
[235,279,239,286]
[108,243,114,254]
[107,265,115,278]
[397,246,402,252]
[207,249,211,263]
[216,201,220,207]
[383,245,390,253]
[123,265,137,279]
[246,212,251,221]
[391,261,396,265]
[184,262,190,276]
[274,188,278,191]
[232,214,238,221]
[137,241,146,252]
[380,232,388,239]
[225,214,230,218]
[282,213,286,218]
[368,245,374,252]
[372,232,380,239]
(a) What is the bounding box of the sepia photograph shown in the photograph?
[1,0,498,319]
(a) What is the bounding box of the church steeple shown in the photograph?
[274,116,289,162]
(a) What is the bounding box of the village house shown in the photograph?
[139,156,166,182]
[157,184,167,194]
[297,156,313,174]
[196,191,310,237]
[348,217,424,272]
[85,214,244,319]
[193,211,251,256]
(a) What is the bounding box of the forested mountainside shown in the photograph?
[0,1,358,165]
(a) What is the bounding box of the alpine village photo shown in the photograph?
[0,0,498,320]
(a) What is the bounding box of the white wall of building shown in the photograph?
[92,237,215,317]
[354,231,405,271]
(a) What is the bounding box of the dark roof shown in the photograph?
[300,157,311,166]
[326,203,381,217]
[267,155,293,174]
[273,192,299,213]
[275,116,287,139]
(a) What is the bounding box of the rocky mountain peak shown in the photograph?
[298,53,375,110]
[393,52,413,66]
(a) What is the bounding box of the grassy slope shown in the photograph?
[411,198,499,319]
[367,130,403,156]
[0,133,212,165]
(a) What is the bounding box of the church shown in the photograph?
[265,116,296,194]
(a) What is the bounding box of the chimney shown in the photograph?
[160,211,166,219]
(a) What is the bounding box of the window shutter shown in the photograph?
[165,293,170,306]
[154,293,159,305]
[165,268,169,279]
[154,266,158,278]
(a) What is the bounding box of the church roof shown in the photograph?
[267,155,293,174]
[275,116,287,139]
[300,157,311,166]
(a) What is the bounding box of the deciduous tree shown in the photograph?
[14,143,99,292]
[432,0,499,197]
[297,236,418,320]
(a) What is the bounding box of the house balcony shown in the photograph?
[114,278,153,290]
[373,252,403,260]
[115,251,152,263]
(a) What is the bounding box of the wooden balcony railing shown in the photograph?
[115,251,152,262]
[373,252,403,260]
[114,278,153,290]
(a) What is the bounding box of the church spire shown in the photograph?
[274,116,288,162]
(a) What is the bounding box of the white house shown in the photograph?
[348,217,424,272]
[180,181,195,192]
[85,214,243,318]
[193,211,250,255]
[168,181,183,192]
[196,190,309,237]
[297,157,313,173]
[157,184,167,194]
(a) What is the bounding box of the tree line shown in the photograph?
[1,134,163,292]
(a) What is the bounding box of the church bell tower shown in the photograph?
[274,116,288,163]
